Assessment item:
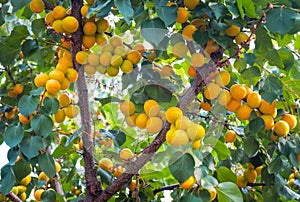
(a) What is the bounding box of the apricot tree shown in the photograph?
[0,0,299,201]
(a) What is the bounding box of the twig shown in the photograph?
[6,192,22,202]
[42,0,55,10]
[4,66,16,85]
[153,184,180,195]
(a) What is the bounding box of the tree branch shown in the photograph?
[153,184,180,195]
[71,0,102,201]
[4,66,16,85]
[42,0,55,10]
[6,192,22,202]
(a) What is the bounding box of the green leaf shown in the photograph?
[216,166,237,183]
[268,155,289,174]
[32,18,46,37]
[31,115,53,138]
[21,39,38,57]
[95,96,122,106]
[180,192,208,202]
[265,49,284,69]
[88,0,113,18]
[244,136,259,157]
[0,165,16,195]
[41,189,57,202]
[210,4,227,20]
[38,153,56,178]
[20,136,44,159]
[65,128,83,147]
[4,125,24,148]
[204,137,230,160]
[266,7,296,37]
[41,97,59,115]
[202,175,219,188]
[254,26,273,57]
[259,76,283,102]
[11,0,31,12]
[169,152,195,184]
[249,117,264,135]
[278,48,294,70]
[6,25,29,46]
[155,5,177,26]
[0,44,21,66]
[237,0,258,19]
[141,18,167,46]
[18,95,39,117]
[7,148,19,165]
[13,160,31,181]
[114,0,134,25]
[216,182,243,202]
[52,144,72,159]
[98,168,114,185]
[145,84,173,102]
[241,66,261,86]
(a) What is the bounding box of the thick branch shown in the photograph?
[6,192,22,202]
[71,0,102,201]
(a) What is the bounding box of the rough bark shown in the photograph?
[71,1,102,201]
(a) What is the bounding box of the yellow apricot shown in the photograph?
[180,175,196,189]
[135,113,149,129]
[235,32,248,44]
[52,5,66,20]
[259,100,276,115]
[52,19,64,33]
[120,60,133,74]
[19,175,31,186]
[49,70,65,83]
[126,50,142,64]
[81,5,89,17]
[34,189,44,201]
[120,148,134,160]
[133,43,145,54]
[55,161,61,173]
[113,166,126,177]
[200,102,212,111]
[260,115,274,130]
[237,104,252,121]
[237,175,247,188]
[172,42,188,58]
[13,84,23,95]
[247,91,262,108]
[62,16,79,33]
[45,12,55,26]
[230,84,247,100]
[65,68,78,82]
[96,18,109,33]
[226,98,242,112]
[208,187,217,201]
[111,55,123,67]
[83,21,97,35]
[182,24,196,41]
[184,0,200,10]
[244,169,257,183]
[110,36,123,48]
[96,33,108,46]
[106,66,119,77]
[100,51,112,66]
[76,51,89,65]
[46,79,61,94]
[54,109,65,123]
[176,7,189,23]
[217,89,231,106]
[64,105,79,118]
[274,120,290,136]
[192,140,201,149]
[87,53,100,66]
[146,117,163,134]
[144,99,160,117]
[38,171,49,181]
[166,107,183,124]
[98,157,113,171]
[82,35,96,48]
[175,116,190,130]
[225,25,240,37]
[281,114,297,130]
[224,130,236,143]
[214,70,230,86]
[204,83,221,100]
[169,130,189,146]
[125,114,137,127]
[120,101,135,116]
[187,122,205,141]
[191,53,205,68]
[30,0,44,13]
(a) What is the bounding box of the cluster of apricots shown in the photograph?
[33,161,61,201]
[287,167,299,187]
[54,93,79,123]
[8,174,32,201]
[98,148,137,191]
[119,100,206,149]
[237,163,263,188]
[76,37,144,76]
[7,84,24,98]
[225,24,249,45]
[201,70,297,141]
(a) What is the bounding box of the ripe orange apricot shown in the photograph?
[65,68,78,82]
[260,115,274,130]
[13,84,23,95]
[135,113,149,129]
[259,100,276,115]
[128,180,137,191]
[46,79,61,94]
[82,35,96,48]
[125,114,137,127]
[64,105,79,118]
[281,114,297,130]
[247,91,262,108]
[96,33,108,46]
[244,169,257,183]
[217,89,231,106]
[49,70,65,83]
[175,116,190,130]
[30,0,45,13]
[55,161,61,173]
[188,65,197,78]
[200,102,212,111]
[237,175,247,188]
[52,5,66,20]
[119,148,134,160]
[76,51,89,65]
[226,99,242,112]
[34,189,44,201]
[187,122,205,141]
[81,5,89,17]
[133,43,145,54]
[120,60,133,74]
[182,24,196,41]
[230,84,247,100]
[62,16,79,33]
[146,117,163,134]
[126,50,142,64]
[237,104,252,121]
[169,130,189,146]
[225,130,236,143]
[98,157,113,171]
[54,109,65,123]
[176,7,189,23]
[59,93,70,107]
[83,21,97,35]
